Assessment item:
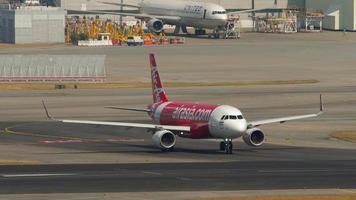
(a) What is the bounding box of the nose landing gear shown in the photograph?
[220,139,233,154]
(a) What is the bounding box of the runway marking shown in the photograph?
[1,173,78,178]
[106,138,145,142]
[39,138,145,144]
[141,171,162,175]
[258,169,331,173]
[4,125,88,141]
[176,177,192,181]
[40,139,84,144]
[4,123,145,144]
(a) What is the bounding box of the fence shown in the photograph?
[0,55,106,82]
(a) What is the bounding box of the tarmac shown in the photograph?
[0,32,356,199]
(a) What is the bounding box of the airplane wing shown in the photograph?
[96,1,140,9]
[227,8,290,14]
[66,9,181,21]
[42,101,190,132]
[247,95,323,128]
[59,120,190,132]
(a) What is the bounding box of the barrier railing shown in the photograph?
[0,55,106,82]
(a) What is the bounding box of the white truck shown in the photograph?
[126,36,144,46]
[25,0,40,5]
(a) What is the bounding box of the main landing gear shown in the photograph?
[220,139,233,154]
[195,29,206,36]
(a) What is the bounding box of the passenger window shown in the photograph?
[229,115,237,120]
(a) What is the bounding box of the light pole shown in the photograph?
[252,0,255,31]
[120,0,123,27]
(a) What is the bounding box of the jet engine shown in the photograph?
[243,128,265,147]
[147,19,164,33]
[152,130,176,150]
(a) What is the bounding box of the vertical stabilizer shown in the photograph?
[149,53,169,103]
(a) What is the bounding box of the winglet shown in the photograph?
[42,100,55,121]
[319,94,324,112]
[316,94,324,116]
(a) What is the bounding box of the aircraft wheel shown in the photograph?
[229,141,233,154]
[195,29,206,35]
[220,141,225,151]
[214,33,220,39]
[224,139,233,154]
[161,147,175,152]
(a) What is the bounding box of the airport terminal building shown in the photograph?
[0,5,66,43]
[306,0,356,31]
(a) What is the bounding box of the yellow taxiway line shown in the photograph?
[0,160,41,165]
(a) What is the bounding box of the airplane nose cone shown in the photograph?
[236,121,247,133]
[228,121,247,134]
[222,14,228,21]
[215,14,227,22]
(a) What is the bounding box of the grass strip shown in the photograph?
[0,79,319,90]
[331,131,356,143]
[192,194,356,200]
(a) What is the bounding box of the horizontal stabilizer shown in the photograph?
[104,106,151,113]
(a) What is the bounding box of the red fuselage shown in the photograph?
[149,102,219,139]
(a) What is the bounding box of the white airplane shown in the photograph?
[43,54,324,154]
[70,0,268,36]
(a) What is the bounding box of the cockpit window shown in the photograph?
[222,115,244,120]
[212,11,226,15]
[221,115,228,120]
[229,115,237,120]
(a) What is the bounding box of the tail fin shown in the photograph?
[149,53,169,103]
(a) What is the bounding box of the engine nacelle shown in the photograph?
[152,130,176,149]
[243,128,265,147]
[147,19,164,33]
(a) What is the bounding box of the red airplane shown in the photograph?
[43,54,323,154]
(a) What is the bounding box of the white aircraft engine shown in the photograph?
[147,19,164,33]
[243,128,265,147]
[152,130,176,150]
